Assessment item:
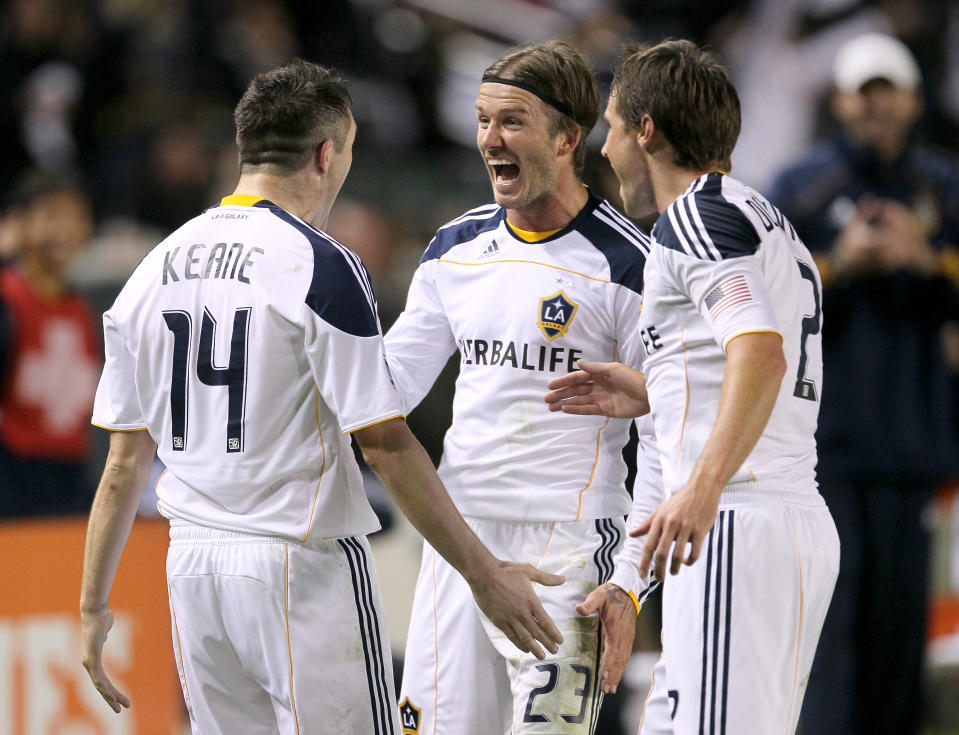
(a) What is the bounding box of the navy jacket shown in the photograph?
[769,134,959,484]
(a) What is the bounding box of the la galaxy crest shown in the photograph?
[399,697,421,734]
[538,291,578,340]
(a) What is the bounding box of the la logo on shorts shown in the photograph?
[537,291,578,340]
[399,697,421,734]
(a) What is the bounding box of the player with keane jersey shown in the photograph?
[546,41,840,734]
[386,41,658,735]
[79,60,565,734]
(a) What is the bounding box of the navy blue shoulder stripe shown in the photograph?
[653,173,760,260]
[262,203,380,338]
[575,194,649,295]
[421,203,503,263]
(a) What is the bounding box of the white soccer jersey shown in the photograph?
[640,172,823,497]
[92,196,402,540]
[385,191,650,522]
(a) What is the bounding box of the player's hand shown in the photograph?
[544,360,649,419]
[633,483,721,581]
[469,561,565,660]
[80,606,130,713]
[576,583,636,694]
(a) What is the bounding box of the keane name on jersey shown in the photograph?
[458,338,583,373]
[162,242,265,285]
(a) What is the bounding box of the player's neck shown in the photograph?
[651,160,713,213]
[232,170,323,224]
[505,176,588,233]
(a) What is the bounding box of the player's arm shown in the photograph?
[353,417,565,659]
[384,262,457,413]
[635,331,785,579]
[80,429,157,713]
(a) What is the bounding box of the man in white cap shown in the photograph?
[769,32,959,735]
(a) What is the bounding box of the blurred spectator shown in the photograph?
[769,33,959,735]
[132,119,222,234]
[0,0,128,205]
[0,171,100,516]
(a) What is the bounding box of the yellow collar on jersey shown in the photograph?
[506,219,562,242]
[220,194,264,207]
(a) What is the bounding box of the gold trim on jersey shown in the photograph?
[574,416,610,520]
[533,523,557,568]
[440,258,612,285]
[219,194,263,207]
[168,581,196,718]
[628,589,641,615]
[722,329,784,352]
[638,649,664,732]
[90,422,150,432]
[506,219,562,242]
[302,389,329,543]
[575,342,616,519]
[344,413,407,434]
[284,545,303,734]
[784,507,805,729]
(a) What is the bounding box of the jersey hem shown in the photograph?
[90,421,149,432]
[720,328,783,353]
[342,412,406,434]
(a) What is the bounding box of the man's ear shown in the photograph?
[558,124,582,157]
[637,114,670,157]
[315,139,335,174]
[636,114,656,150]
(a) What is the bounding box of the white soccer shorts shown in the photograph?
[166,521,401,734]
[637,494,839,735]
[399,516,624,735]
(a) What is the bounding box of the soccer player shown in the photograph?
[546,40,840,734]
[79,59,564,734]
[385,41,653,734]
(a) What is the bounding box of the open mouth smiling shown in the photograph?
[488,158,520,183]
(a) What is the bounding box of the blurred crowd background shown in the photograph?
[3,0,959,732]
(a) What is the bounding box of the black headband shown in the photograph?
[481,75,584,126]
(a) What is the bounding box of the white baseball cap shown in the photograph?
[832,33,921,92]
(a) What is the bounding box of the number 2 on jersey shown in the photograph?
[162,307,251,452]
[793,259,821,401]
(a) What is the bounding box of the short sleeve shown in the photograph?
[303,304,404,435]
[91,309,148,430]
[384,260,457,413]
[613,286,645,371]
[674,255,781,352]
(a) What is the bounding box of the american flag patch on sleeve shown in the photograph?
[704,274,754,320]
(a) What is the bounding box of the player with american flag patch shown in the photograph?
[546,40,839,734]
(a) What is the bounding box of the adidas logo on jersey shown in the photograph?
[478,239,501,259]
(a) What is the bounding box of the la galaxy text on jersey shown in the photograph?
[92,197,403,541]
[641,172,823,497]
[385,191,651,522]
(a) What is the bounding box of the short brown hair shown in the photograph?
[612,40,740,172]
[234,59,352,175]
[483,40,599,176]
